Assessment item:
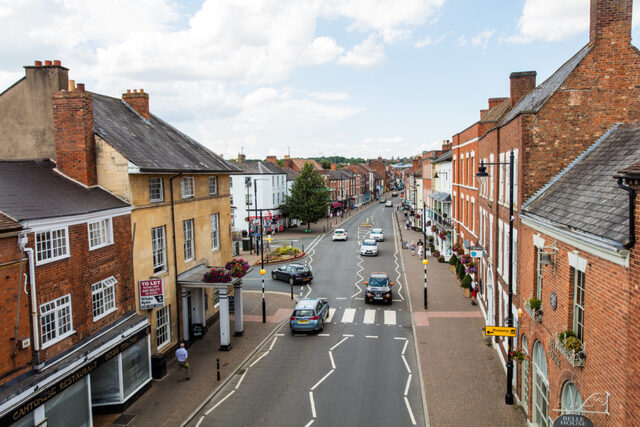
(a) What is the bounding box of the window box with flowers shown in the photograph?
[203,268,232,283]
[554,330,585,367]
[524,297,543,322]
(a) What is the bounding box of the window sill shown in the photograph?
[156,340,172,351]
[93,306,117,322]
[523,300,543,323]
[41,329,76,350]
[35,253,71,267]
[552,336,586,367]
[89,241,115,251]
[153,270,169,278]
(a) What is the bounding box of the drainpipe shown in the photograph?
[19,233,43,370]
[617,178,636,249]
[169,174,183,343]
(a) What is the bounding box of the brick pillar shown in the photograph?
[122,89,150,120]
[590,0,632,46]
[510,71,536,107]
[53,85,97,186]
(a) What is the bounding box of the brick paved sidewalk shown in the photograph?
[398,220,526,426]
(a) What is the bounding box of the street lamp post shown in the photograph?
[476,150,515,405]
[254,178,271,324]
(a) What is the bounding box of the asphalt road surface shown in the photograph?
[186,201,427,427]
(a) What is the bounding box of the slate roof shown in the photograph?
[500,44,592,126]
[232,161,285,175]
[281,167,300,181]
[92,93,239,174]
[522,123,640,246]
[0,160,130,221]
[432,151,452,164]
[0,212,22,232]
[480,98,511,123]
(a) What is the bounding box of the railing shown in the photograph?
[523,298,543,322]
[430,212,452,229]
[552,335,586,367]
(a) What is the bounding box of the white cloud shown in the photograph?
[506,0,586,43]
[456,35,467,46]
[471,30,495,51]
[302,37,345,65]
[414,34,446,48]
[338,34,386,67]
[308,92,351,101]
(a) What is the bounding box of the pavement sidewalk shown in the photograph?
[397,213,526,426]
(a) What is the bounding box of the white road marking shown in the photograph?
[355,297,364,300]
[235,369,247,390]
[304,420,315,427]
[309,392,317,418]
[195,416,205,427]
[384,310,397,325]
[401,355,412,373]
[363,309,376,324]
[341,308,356,323]
[335,297,347,300]
[394,337,407,340]
[365,335,378,339]
[329,351,336,369]
[269,336,278,351]
[404,396,417,425]
[404,374,412,396]
[402,340,409,355]
[205,390,235,415]
[275,333,285,337]
[249,351,269,368]
[318,333,330,337]
[303,285,312,298]
[342,334,354,337]
[330,336,350,351]
[311,369,334,390]
[326,308,336,323]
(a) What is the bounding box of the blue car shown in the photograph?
[290,298,330,334]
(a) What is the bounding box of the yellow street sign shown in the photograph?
[484,326,516,337]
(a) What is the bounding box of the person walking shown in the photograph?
[471,280,478,306]
[410,240,416,256]
[417,240,424,258]
[175,342,190,382]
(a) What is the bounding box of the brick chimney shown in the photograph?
[442,139,452,150]
[266,155,277,164]
[122,89,150,120]
[330,163,337,170]
[283,158,293,169]
[53,84,97,186]
[480,108,489,119]
[590,0,632,46]
[509,71,536,107]
[488,97,508,109]
[237,153,246,164]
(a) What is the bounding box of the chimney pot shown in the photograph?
[68,80,76,91]
[140,89,144,93]
[53,60,61,66]
[34,60,42,67]
[77,83,85,92]
[133,89,138,93]
[127,89,131,94]
[44,60,52,66]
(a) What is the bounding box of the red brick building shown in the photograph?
[475,0,640,424]
[0,161,148,426]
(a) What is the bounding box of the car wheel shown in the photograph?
[289,278,294,285]
[318,320,324,332]
[290,328,296,335]
[272,272,277,280]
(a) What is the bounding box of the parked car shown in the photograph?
[369,228,384,241]
[364,272,394,304]
[379,197,386,203]
[360,239,378,256]
[391,192,398,197]
[271,263,313,285]
[290,298,330,333]
[385,200,393,207]
[332,228,348,241]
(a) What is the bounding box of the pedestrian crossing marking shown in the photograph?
[341,308,356,323]
[363,309,376,324]
[326,308,336,323]
[384,310,396,325]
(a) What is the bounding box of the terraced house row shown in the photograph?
[410,0,640,424]
[0,61,238,425]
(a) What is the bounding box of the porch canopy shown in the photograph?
[178,264,245,351]
[428,191,452,202]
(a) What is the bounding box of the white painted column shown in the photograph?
[234,281,244,336]
[219,287,231,351]
[181,289,190,342]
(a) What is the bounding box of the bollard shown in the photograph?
[302,244,304,253]
[216,358,221,381]
[290,282,294,300]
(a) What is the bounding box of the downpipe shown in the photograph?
[19,233,43,370]
[617,178,636,249]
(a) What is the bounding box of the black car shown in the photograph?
[271,263,313,285]
[364,272,394,304]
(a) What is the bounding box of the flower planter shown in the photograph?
[464,288,471,298]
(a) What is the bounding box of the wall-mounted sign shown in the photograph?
[550,291,558,310]
[139,279,164,309]
[553,414,594,427]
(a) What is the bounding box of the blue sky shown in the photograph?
[1,0,639,160]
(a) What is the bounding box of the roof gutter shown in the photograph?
[616,178,636,250]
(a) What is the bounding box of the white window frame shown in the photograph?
[572,268,586,341]
[211,213,220,251]
[209,176,218,195]
[40,294,74,348]
[91,276,117,321]
[35,227,70,265]
[498,220,503,275]
[155,305,171,349]
[181,177,195,199]
[152,226,167,274]
[489,154,495,202]
[183,219,195,262]
[149,177,164,202]
[513,149,519,208]
[499,152,505,204]
[88,218,114,250]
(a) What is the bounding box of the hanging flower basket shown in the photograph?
[457,248,465,256]
[203,268,232,283]
[225,258,250,277]
[431,225,437,232]
[460,256,471,264]
[509,348,528,362]
[466,266,478,274]
[438,231,447,239]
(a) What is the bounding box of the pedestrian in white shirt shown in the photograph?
[175,342,190,382]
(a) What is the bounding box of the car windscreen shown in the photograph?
[372,229,382,233]
[363,241,376,246]
[293,309,314,317]
[292,266,309,273]
[335,230,345,234]
[368,277,388,287]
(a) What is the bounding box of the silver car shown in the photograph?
[369,228,384,241]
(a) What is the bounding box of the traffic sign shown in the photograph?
[484,326,516,337]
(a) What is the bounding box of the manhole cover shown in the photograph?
[112,414,136,425]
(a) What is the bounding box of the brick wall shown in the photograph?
[626,177,640,421]
[52,87,97,186]
[30,214,133,361]
[122,89,150,120]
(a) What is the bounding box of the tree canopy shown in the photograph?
[282,163,330,229]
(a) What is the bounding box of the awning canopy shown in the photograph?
[428,191,452,202]
[331,201,342,208]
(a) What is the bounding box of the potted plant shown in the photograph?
[564,336,583,353]
[203,268,232,283]
[431,225,437,232]
[509,348,528,362]
[432,250,441,258]
[457,248,465,256]
[528,297,542,312]
[457,264,466,280]
[225,258,250,277]
[448,254,458,272]
[461,274,472,297]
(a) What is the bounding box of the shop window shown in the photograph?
[91,356,120,404]
[45,378,91,426]
[122,336,151,398]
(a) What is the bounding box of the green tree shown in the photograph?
[283,163,330,231]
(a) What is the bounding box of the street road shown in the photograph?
[187,200,426,427]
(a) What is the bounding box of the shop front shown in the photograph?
[1,314,150,426]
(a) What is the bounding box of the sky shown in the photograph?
[2,0,640,161]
